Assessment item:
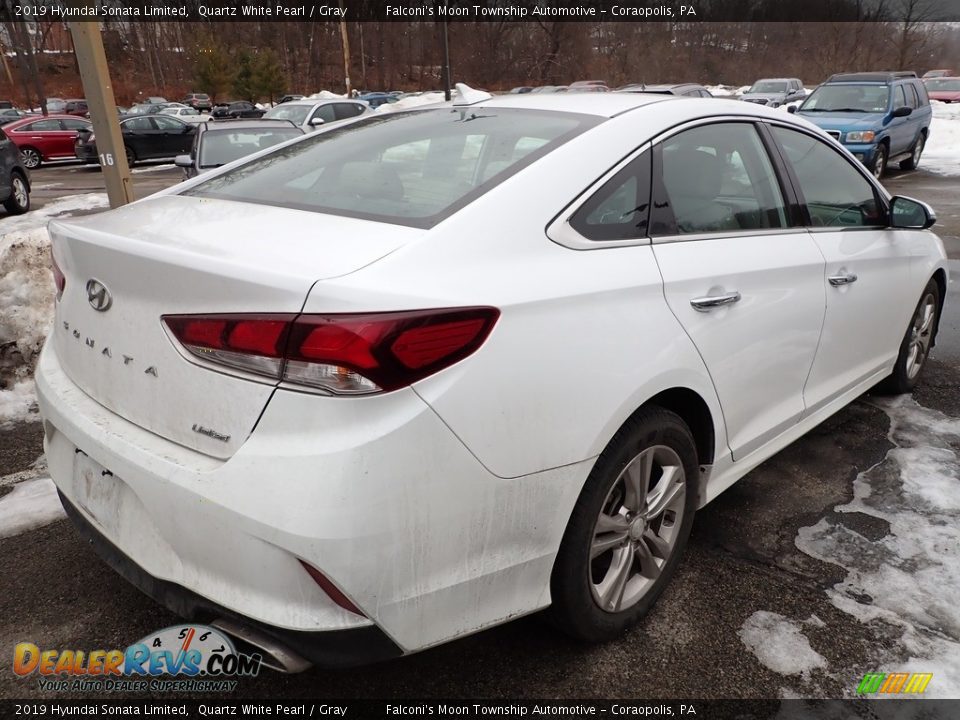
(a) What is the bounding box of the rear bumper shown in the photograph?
[36,339,581,654]
[74,143,98,163]
[59,490,402,669]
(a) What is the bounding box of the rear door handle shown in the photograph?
[828,273,858,286]
[690,291,741,312]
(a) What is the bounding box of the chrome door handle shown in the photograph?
[828,273,858,286]
[690,291,741,312]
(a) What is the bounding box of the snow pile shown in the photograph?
[307,90,347,100]
[0,477,65,538]
[706,84,750,97]
[739,611,828,677]
[376,92,447,114]
[0,226,56,394]
[795,396,960,698]
[924,101,960,177]
[0,193,108,426]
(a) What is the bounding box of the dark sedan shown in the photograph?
[211,101,265,119]
[0,125,30,214]
[75,114,195,166]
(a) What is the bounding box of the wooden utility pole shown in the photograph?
[338,3,352,96]
[69,15,134,207]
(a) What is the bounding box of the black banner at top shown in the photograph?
[6,0,960,22]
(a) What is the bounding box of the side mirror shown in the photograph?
[891,106,913,118]
[174,154,193,169]
[787,105,798,114]
[309,117,325,127]
[889,195,935,229]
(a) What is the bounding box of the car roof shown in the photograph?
[750,78,796,83]
[278,98,358,107]
[6,113,85,126]
[826,71,917,84]
[463,91,671,117]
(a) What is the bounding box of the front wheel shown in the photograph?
[3,172,30,214]
[899,132,925,171]
[877,279,940,394]
[550,406,698,642]
[871,144,888,180]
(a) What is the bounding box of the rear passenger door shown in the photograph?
[768,124,916,412]
[651,121,826,460]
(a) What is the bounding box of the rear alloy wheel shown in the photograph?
[900,132,925,171]
[3,173,30,215]
[871,144,888,180]
[20,147,41,169]
[550,407,698,642]
[877,279,940,394]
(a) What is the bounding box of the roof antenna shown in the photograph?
[453,83,493,106]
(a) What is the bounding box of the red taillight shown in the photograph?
[50,247,66,301]
[162,307,499,395]
[298,560,366,617]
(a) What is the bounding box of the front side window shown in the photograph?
[569,150,651,241]
[61,118,90,131]
[186,108,595,228]
[771,126,885,228]
[153,116,187,131]
[310,104,337,124]
[894,85,908,109]
[654,123,787,235]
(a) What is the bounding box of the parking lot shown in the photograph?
[1,157,959,701]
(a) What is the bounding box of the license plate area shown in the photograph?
[72,451,122,536]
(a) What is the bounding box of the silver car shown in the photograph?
[740,78,806,107]
[261,98,371,132]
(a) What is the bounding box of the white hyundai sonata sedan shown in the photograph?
[37,89,948,669]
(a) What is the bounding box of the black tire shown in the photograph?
[3,171,30,215]
[871,143,888,180]
[124,146,136,167]
[550,406,699,642]
[876,278,940,395]
[19,147,41,169]
[899,131,926,171]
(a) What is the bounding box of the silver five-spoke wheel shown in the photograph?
[906,292,936,380]
[590,445,686,613]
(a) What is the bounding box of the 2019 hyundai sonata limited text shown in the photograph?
[37,89,948,669]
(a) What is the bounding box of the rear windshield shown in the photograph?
[200,127,304,168]
[926,78,960,92]
[185,108,597,228]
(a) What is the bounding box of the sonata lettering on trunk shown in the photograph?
[63,321,158,378]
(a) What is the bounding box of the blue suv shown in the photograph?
[793,71,931,180]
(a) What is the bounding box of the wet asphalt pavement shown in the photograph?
[0,161,958,701]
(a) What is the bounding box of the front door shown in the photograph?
[650,121,825,460]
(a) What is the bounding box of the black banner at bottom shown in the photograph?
[1,700,959,720]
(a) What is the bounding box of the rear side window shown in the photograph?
[334,103,365,120]
[569,150,651,241]
[653,123,787,235]
[771,126,885,227]
[187,108,596,228]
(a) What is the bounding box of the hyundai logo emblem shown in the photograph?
[86,279,112,312]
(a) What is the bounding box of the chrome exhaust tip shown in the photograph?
[211,618,312,674]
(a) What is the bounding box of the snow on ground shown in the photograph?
[0,477,65,538]
[924,101,960,177]
[1,194,108,427]
[738,611,828,677]
[794,396,960,699]
[130,163,175,175]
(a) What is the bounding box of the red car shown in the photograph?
[3,113,91,168]
[925,77,960,103]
